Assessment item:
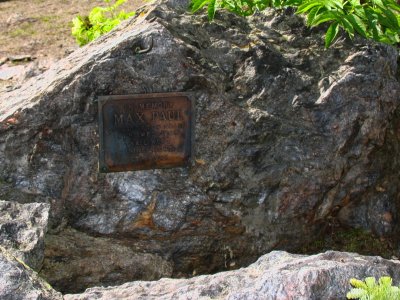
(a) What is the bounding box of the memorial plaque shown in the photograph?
[98,93,192,172]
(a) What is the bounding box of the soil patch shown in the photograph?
[0,0,144,91]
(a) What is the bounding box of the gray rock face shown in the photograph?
[0,0,399,292]
[65,251,400,300]
[0,246,62,300]
[0,200,49,270]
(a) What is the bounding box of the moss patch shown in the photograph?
[300,227,397,259]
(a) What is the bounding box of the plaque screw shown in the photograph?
[100,166,108,172]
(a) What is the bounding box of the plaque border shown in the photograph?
[98,92,193,173]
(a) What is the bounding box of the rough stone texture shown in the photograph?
[65,251,400,300]
[40,227,173,293]
[0,58,55,93]
[0,200,49,270]
[0,246,62,300]
[0,0,399,292]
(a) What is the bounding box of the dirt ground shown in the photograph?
[0,0,144,91]
[0,0,144,59]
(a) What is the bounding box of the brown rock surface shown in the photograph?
[40,227,173,293]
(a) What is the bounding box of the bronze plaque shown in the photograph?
[98,93,192,172]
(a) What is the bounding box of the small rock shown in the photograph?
[6,13,24,25]
[0,200,50,270]
[0,57,8,66]
[0,65,25,80]
[8,55,34,62]
[6,13,37,26]
[0,246,62,300]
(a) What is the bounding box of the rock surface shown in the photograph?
[0,57,55,94]
[0,0,399,292]
[0,200,49,270]
[65,251,400,300]
[0,246,62,300]
[41,227,173,293]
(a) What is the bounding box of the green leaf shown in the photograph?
[89,7,106,24]
[353,6,367,19]
[371,0,385,7]
[307,6,321,25]
[310,10,337,25]
[381,6,400,30]
[372,20,383,41]
[364,8,381,40]
[386,1,400,12]
[71,0,135,46]
[346,288,368,299]
[207,0,218,20]
[350,278,368,289]
[375,11,395,29]
[345,14,368,37]
[339,15,354,37]
[325,21,340,47]
[391,286,400,295]
[384,28,400,43]
[191,0,211,12]
[365,277,377,289]
[297,0,323,14]
[348,0,361,7]
[286,0,303,5]
[117,10,135,20]
[378,276,393,287]
[324,0,343,9]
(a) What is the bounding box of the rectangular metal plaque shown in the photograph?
[98,93,192,172]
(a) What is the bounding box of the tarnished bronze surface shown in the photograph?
[98,93,192,172]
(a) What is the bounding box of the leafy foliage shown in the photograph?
[347,276,400,300]
[190,0,400,48]
[72,0,135,46]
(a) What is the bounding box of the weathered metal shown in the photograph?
[98,93,192,172]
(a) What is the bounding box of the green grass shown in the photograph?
[9,24,36,38]
[38,15,57,23]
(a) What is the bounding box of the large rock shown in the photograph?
[65,251,400,300]
[0,0,399,292]
[0,246,62,300]
[0,200,49,270]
